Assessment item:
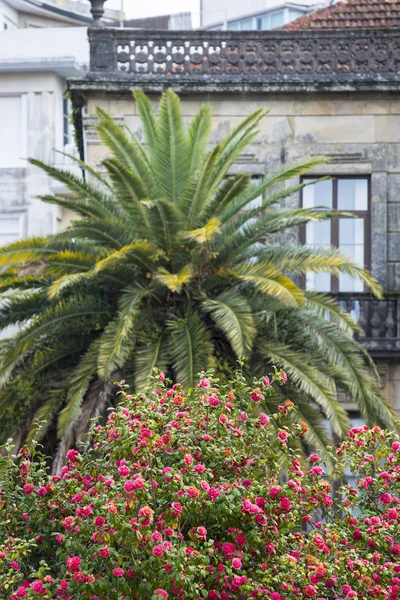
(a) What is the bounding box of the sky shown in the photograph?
[106,0,201,21]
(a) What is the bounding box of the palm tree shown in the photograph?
[0,90,394,464]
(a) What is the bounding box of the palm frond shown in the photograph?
[187,104,212,174]
[182,218,221,244]
[133,89,158,149]
[230,262,305,307]
[57,339,101,437]
[167,311,213,388]
[261,342,350,437]
[202,290,255,356]
[135,334,168,391]
[153,89,189,203]
[156,265,192,293]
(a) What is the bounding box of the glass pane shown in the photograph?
[0,218,19,234]
[339,273,363,292]
[338,179,368,211]
[306,221,331,246]
[339,218,364,245]
[306,272,331,292]
[227,22,238,30]
[271,11,283,27]
[302,179,333,209]
[239,18,253,30]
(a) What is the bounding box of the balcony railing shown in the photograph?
[335,293,400,357]
[79,27,400,93]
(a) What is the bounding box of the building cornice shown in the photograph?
[68,27,400,96]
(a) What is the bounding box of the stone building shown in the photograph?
[69,0,400,414]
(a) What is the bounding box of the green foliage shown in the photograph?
[0,89,393,456]
[0,371,399,599]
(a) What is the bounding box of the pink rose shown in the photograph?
[23,483,34,495]
[99,547,110,558]
[232,558,242,570]
[280,497,291,510]
[118,465,130,477]
[171,502,182,515]
[200,378,210,388]
[112,568,124,577]
[152,545,164,557]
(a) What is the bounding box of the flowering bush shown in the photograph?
[0,368,399,600]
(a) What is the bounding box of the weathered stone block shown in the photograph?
[388,174,400,202]
[375,116,400,143]
[388,233,400,262]
[388,204,400,232]
[293,116,374,144]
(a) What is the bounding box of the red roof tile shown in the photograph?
[281,0,400,29]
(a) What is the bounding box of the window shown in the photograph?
[301,176,370,293]
[0,216,21,245]
[0,95,27,167]
[228,17,254,30]
[257,10,283,30]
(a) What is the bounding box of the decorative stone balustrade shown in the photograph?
[81,28,400,93]
[336,293,400,357]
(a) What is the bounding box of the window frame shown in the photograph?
[300,175,371,293]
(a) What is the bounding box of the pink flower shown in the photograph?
[184,454,193,466]
[323,495,333,506]
[194,464,205,472]
[303,585,316,598]
[250,388,263,402]
[186,486,199,498]
[309,454,320,463]
[155,590,168,598]
[66,556,81,572]
[392,441,400,452]
[152,545,164,557]
[281,372,288,382]
[259,413,269,426]
[11,561,20,570]
[197,526,207,539]
[263,376,270,387]
[23,483,34,495]
[200,378,210,388]
[269,485,281,497]
[280,497,292,510]
[31,580,45,594]
[208,395,219,407]
[232,558,242,569]
[171,502,182,515]
[113,568,124,577]
[152,531,163,542]
[16,588,26,598]
[159,372,165,382]
[99,547,110,558]
[311,466,324,475]
[277,430,288,442]
[95,516,105,527]
[118,465,130,477]
[380,493,393,504]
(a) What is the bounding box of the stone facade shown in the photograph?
[81,92,400,292]
[68,23,400,415]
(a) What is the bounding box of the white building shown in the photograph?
[0,0,120,244]
[200,0,327,30]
